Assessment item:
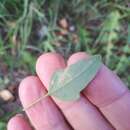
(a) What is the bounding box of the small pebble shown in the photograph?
[0,89,14,102]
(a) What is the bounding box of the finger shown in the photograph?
[68,52,130,130]
[19,76,72,130]
[7,114,32,130]
[36,52,114,130]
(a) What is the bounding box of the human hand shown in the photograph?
[8,52,130,130]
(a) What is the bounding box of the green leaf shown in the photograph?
[23,55,102,111]
[48,55,102,101]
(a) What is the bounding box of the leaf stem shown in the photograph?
[23,93,49,111]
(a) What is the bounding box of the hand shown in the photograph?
[8,52,130,130]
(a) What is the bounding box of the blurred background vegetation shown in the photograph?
[0,0,130,129]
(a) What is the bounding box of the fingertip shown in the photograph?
[36,52,66,87]
[8,114,24,125]
[8,115,18,129]
[19,76,38,94]
[36,52,65,69]
[67,52,90,65]
[8,114,32,130]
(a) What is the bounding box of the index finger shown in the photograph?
[68,52,130,130]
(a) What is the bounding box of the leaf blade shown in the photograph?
[49,55,102,101]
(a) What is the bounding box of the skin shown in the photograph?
[7,52,130,130]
